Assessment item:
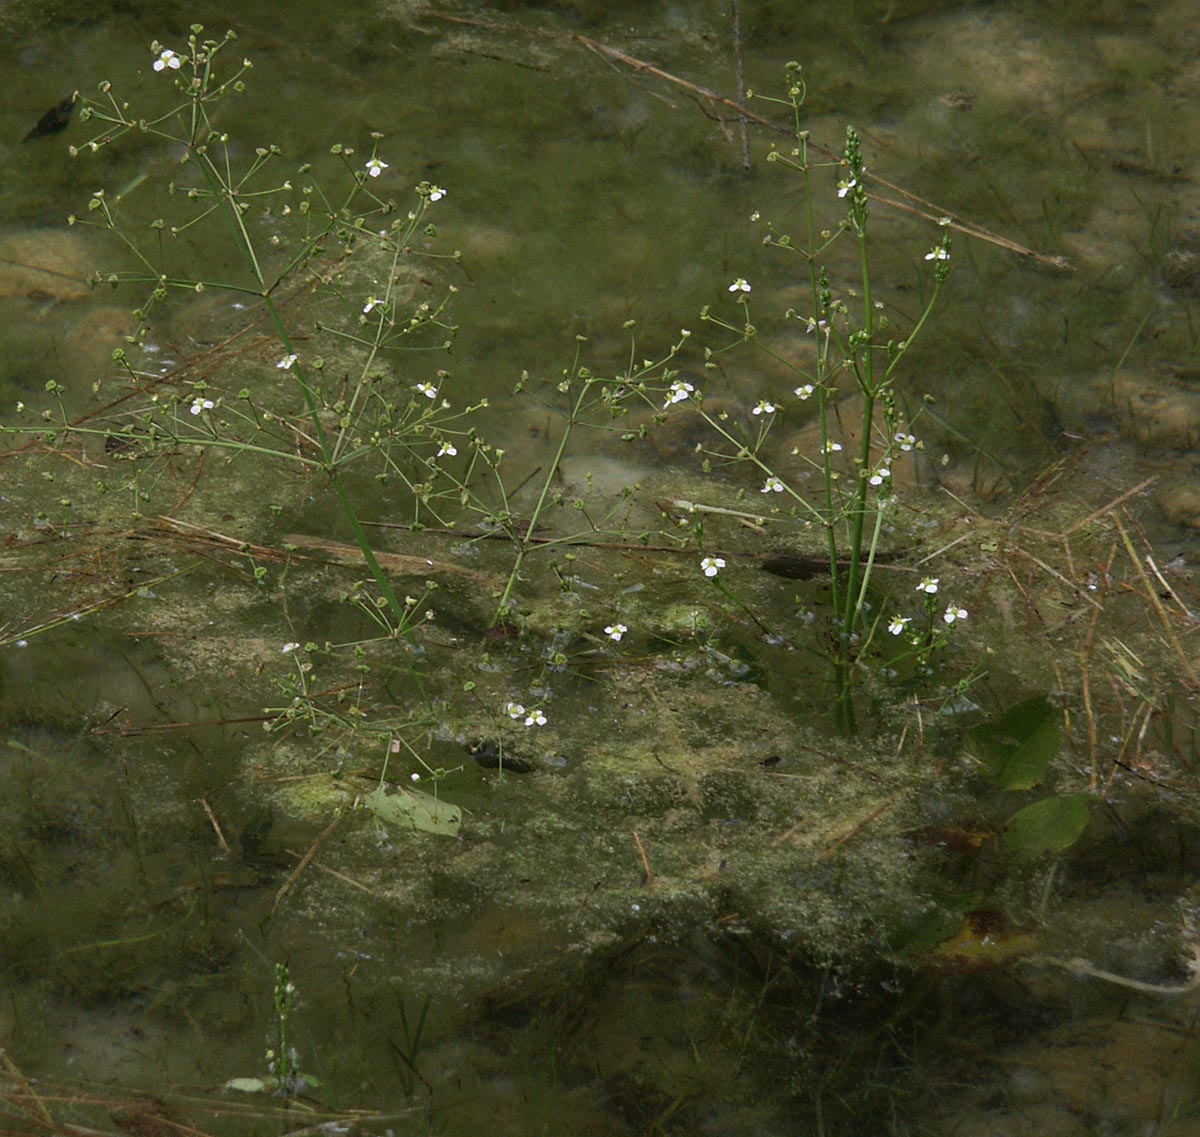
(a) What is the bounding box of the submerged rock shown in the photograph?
[0,229,91,301]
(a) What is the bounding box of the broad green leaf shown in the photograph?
[1004,793,1091,858]
[365,785,461,838]
[973,696,1062,790]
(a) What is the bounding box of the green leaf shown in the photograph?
[1004,794,1091,858]
[973,696,1062,790]
[365,785,461,838]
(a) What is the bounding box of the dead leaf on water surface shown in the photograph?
[364,784,462,838]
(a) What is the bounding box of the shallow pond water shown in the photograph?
[3,1,1200,1135]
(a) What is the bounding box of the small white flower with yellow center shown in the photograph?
[415,381,437,399]
[189,396,214,416]
[664,379,694,408]
[752,399,777,416]
[761,475,784,494]
[437,441,457,457]
[728,278,751,293]
[943,605,968,624]
[795,383,815,400]
[276,354,298,370]
[153,48,182,72]
[505,701,525,720]
[701,556,726,578]
[365,158,388,178]
[894,431,918,451]
[887,616,910,636]
[604,623,627,642]
[427,185,446,202]
[916,576,939,595]
[363,297,383,314]
[868,466,891,487]
[823,440,843,454]
[924,245,949,262]
[837,176,857,199]
[524,708,547,727]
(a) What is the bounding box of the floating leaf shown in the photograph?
[1004,793,1091,858]
[972,696,1062,790]
[365,785,461,838]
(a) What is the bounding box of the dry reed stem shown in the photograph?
[1114,512,1199,690]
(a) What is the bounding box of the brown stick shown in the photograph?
[197,796,232,855]
[427,12,1071,270]
[272,814,341,915]
[632,829,654,885]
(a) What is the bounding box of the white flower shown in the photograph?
[363,297,382,314]
[752,399,777,416]
[887,616,910,636]
[664,379,694,407]
[916,576,939,595]
[524,708,547,727]
[189,396,214,415]
[837,176,857,199]
[701,555,726,578]
[823,440,843,454]
[282,642,300,653]
[728,278,751,293]
[894,431,917,451]
[410,772,421,782]
[803,316,827,334]
[365,158,389,178]
[761,475,784,494]
[276,353,298,370]
[794,383,815,400]
[505,701,526,720]
[415,382,437,399]
[868,466,891,487]
[924,246,949,262]
[604,623,627,642]
[427,185,446,202]
[153,49,182,72]
[437,441,457,457]
[943,605,968,624]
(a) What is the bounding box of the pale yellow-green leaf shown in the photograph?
[365,785,461,838]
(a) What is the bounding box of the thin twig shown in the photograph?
[632,830,654,885]
[197,796,232,855]
[272,814,341,915]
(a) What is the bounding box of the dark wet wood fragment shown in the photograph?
[469,739,535,773]
[23,91,78,141]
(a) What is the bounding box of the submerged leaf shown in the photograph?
[365,785,461,838]
[223,1077,269,1094]
[1004,793,1091,858]
[887,890,983,955]
[972,696,1062,790]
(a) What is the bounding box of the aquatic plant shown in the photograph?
[1,34,978,754]
[663,62,960,731]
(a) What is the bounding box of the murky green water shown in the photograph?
[3,1,1200,1134]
